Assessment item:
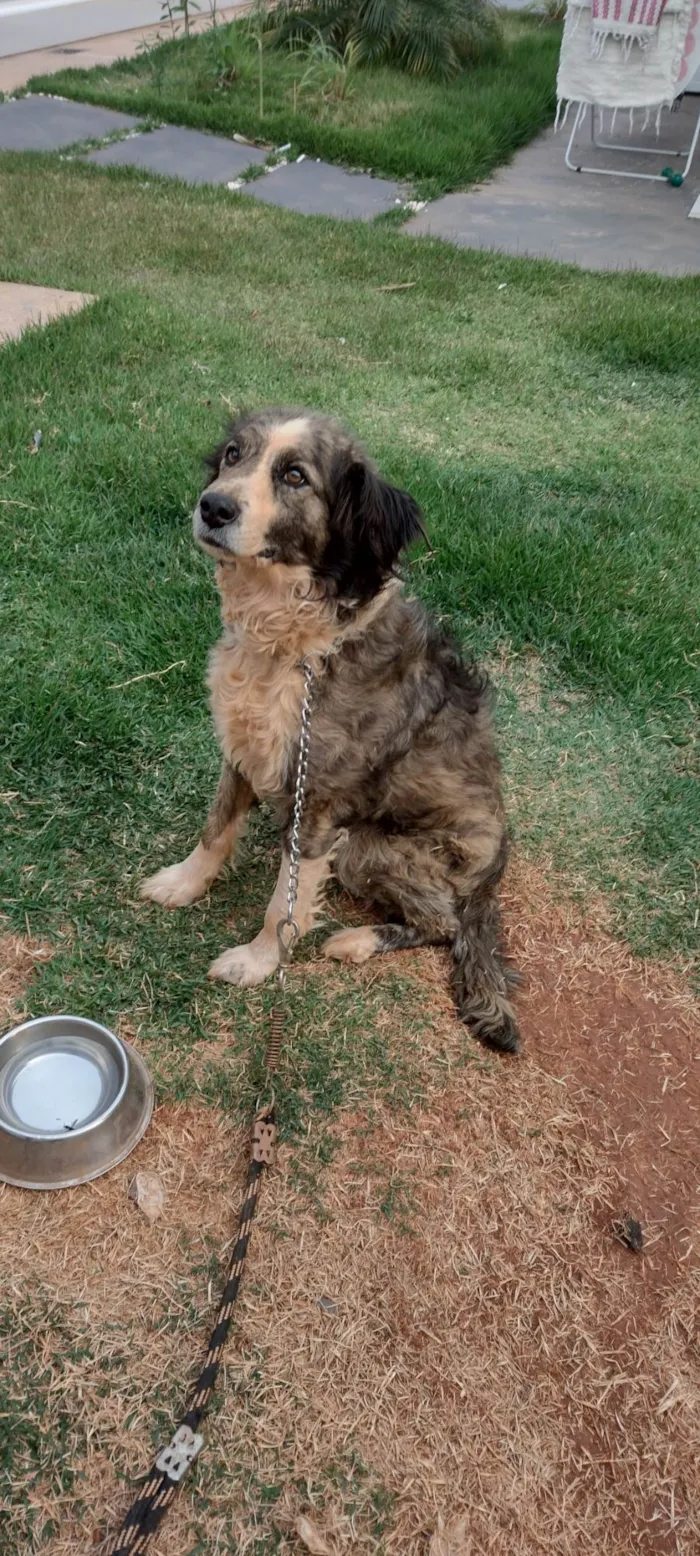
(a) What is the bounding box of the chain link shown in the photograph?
[285,657,315,926]
[273,658,316,991]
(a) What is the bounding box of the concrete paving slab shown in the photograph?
[87,123,266,183]
[0,94,138,150]
[406,98,700,276]
[0,281,95,343]
[248,158,403,220]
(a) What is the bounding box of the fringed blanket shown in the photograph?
[557,0,697,115]
[591,0,668,57]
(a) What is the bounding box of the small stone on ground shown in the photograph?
[87,124,267,184]
[0,95,138,151]
[0,281,95,343]
[249,158,404,220]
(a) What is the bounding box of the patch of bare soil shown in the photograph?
[504,858,700,1283]
[0,876,698,1556]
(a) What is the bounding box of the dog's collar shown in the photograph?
[302,578,401,674]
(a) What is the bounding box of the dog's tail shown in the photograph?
[451,884,521,1054]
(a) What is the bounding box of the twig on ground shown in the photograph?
[109,660,186,690]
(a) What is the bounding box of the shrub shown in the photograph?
[271,0,504,80]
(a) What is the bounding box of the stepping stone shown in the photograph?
[87,124,266,183]
[0,281,95,344]
[248,158,403,220]
[0,95,138,151]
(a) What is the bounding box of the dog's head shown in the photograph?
[193,407,424,602]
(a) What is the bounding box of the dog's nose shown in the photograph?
[199,491,240,529]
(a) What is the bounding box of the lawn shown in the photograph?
[1,156,697,973]
[25,13,561,197]
[0,154,699,1553]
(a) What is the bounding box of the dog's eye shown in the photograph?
[285,467,306,488]
[223,443,240,466]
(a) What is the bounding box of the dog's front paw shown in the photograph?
[140,860,211,908]
[208,938,279,987]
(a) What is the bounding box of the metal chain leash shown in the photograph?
[286,657,316,927]
[106,660,316,1556]
[269,657,316,1072]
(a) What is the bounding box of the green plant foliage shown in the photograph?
[272,0,504,79]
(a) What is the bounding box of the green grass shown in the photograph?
[0,152,698,1105]
[25,13,560,198]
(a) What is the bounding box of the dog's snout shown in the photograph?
[199,491,240,529]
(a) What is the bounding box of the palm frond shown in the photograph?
[396,0,460,79]
[271,0,503,78]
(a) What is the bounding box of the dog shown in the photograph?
[141,407,520,1053]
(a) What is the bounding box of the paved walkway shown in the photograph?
[407,97,700,277]
[1,89,699,271]
[0,6,246,95]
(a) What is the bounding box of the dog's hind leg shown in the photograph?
[324,826,457,964]
[324,922,447,964]
[140,763,254,908]
[324,823,520,1052]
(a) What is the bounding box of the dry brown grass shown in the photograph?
[0,928,53,1029]
[1,864,699,1556]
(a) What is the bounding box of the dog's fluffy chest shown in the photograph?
[208,630,303,797]
[207,559,335,797]
[207,561,398,797]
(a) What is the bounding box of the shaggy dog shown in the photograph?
[141,408,520,1053]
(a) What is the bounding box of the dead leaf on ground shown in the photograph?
[429,1513,472,1555]
[127,1170,166,1223]
[656,1377,686,1414]
[295,1513,334,1554]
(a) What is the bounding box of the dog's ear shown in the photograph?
[326,456,424,598]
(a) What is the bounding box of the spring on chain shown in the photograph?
[266,1000,285,1074]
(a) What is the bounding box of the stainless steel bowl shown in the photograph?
[0,1015,153,1190]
